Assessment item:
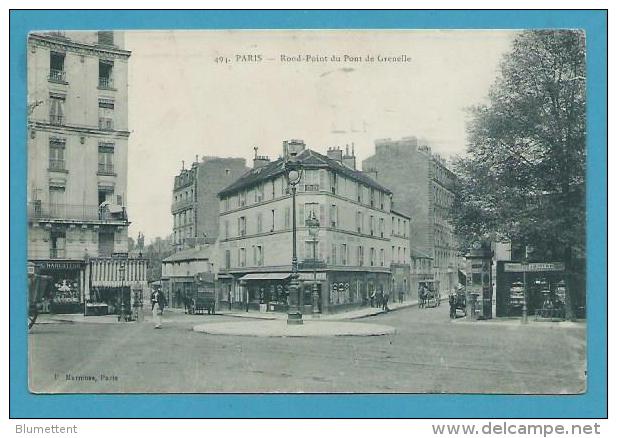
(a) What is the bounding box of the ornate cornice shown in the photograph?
[28,33,131,60]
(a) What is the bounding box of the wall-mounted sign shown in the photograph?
[504,262,565,273]
[298,272,326,281]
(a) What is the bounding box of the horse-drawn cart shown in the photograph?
[418,280,441,308]
[183,272,216,315]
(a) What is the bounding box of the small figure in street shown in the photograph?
[151,286,166,329]
[449,291,457,319]
[382,290,390,312]
[376,289,383,309]
[418,285,426,309]
[370,289,376,307]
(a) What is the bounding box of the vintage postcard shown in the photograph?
[26,29,587,394]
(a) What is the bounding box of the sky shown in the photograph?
[125,30,515,242]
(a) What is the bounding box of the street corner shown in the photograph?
[192,320,396,337]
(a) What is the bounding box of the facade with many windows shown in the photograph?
[171,156,249,250]
[362,136,458,292]
[217,140,411,314]
[27,31,146,315]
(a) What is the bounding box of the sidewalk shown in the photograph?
[33,299,420,325]
[216,299,420,321]
[451,316,586,330]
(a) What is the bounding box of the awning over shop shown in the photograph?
[238,273,291,281]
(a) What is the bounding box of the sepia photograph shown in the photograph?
[25,28,587,395]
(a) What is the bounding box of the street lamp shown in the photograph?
[285,156,303,325]
[118,261,126,322]
[306,210,320,317]
[521,246,529,324]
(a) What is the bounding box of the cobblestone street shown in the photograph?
[28,305,586,394]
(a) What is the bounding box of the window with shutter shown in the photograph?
[49,96,65,125]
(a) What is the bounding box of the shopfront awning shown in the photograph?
[238,273,291,281]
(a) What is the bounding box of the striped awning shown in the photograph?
[90,258,148,287]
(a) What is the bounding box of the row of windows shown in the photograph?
[222,244,408,270]
[48,49,116,89]
[48,138,116,174]
[223,203,398,240]
[221,169,390,213]
[173,227,193,245]
[174,188,194,204]
[48,93,117,130]
[173,209,194,228]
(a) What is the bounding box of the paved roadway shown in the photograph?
[28,304,586,394]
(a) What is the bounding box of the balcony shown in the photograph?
[49,115,64,126]
[99,117,114,131]
[29,201,128,222]
[50,248,66,259]
[48,69,67,83]
[171,198,193,213]
[98,77,114,90]
[48,159,67,172]
[97,164,116,176]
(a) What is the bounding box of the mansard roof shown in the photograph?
[218,148,392,197]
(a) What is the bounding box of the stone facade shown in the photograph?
[362,136,458,292]
[217,141,411,314]
[171,157,249,250]
[27,31,145,314]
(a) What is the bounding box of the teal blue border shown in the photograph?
[9,10,607,418]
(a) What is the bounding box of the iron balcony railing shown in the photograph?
[49,115,64,125]
[97,164,115,175]
[98,77,114,89]
[49,248,66,259]
[171,198,193,213]
[49,69,66,82]
[48,159,66,171]
[98,117,114,130]
[28,201,128,222]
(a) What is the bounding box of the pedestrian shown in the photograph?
[449,291,456,319]
[151,286,166,329]
[383,290,390,311]
[370,289,376,307]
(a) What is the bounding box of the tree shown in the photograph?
[452,30,586,320]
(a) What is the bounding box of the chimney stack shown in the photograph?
[284,139,306,158]
[342,142,356,169]
[253,155,270,169]
[327,146,343,162]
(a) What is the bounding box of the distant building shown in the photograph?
[160,241,217,308]
[216,140,411,314]
[362,136,458,291]
[27,31,146,315]
[171,156,249,250]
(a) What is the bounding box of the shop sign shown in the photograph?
[298,272,326,281]
[38,261,83,270]
[504,262,565,273]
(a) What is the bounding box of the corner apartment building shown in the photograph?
[216,140,411,314]
[171,156,249,250]
[362,136,458,292]
[27,31,146,314]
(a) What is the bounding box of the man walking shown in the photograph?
[151,286,166,329]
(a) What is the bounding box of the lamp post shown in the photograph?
[285,156,303,325]
[306,210,320,317]
[522,246,529,324]
[118,261,126,322]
